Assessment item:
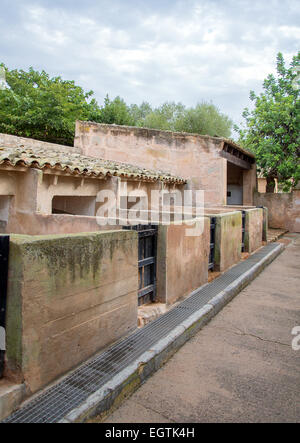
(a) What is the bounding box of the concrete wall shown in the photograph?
[5,230,138,394]
[207,212,242,272]
[5,212,119,235]
[75,122,228,206]
[242,165,257,206]
[157,218,210,305]
[257,178,278,193]
[244,208,263,253]
[254,191,300,233]
[262,207,268,242]
[258,178,267,193]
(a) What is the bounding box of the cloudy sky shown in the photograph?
[0,0,299,128]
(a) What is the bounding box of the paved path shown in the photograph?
[105,234,300,423]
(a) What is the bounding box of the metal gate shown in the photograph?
[123,225,158,306]
[209,217,216,271]
[241,211,246,252]
[0,235,9,379]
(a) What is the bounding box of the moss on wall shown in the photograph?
[212,212,242,272]
[5,230,138,391]
[5,241,23,377]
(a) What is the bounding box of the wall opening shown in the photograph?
[227,162,243,205]
[0,196,12,232]
[52,196,96,216]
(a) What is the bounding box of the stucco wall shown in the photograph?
[75,121,227,206]
[244,208,263,253]
[258,178,267,193]
[5,230,138,394]
[0,166,168,234]
[157,218,210,305]
[242,166,257,206]
[5,212,119,235]
[254,191,300,233]
[207,211,242,272]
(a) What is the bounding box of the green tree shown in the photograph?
[128,101,232,137]
[97,95,135,126]
[237,52,300,192]
[0,65,100,145]
[0,64,234,146]
[141,102,185,131]
[174,102,232,137]
[129,101,152,126]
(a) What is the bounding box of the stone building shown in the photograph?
[0,125,266,417]
[75,121,257,207]
[0,133,185,235]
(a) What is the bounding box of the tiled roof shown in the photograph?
[0,145,186,184]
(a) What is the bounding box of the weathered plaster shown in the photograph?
[5,230,138,394]
[157,218,210,305]
[254,191,300,233]
[209,211,242,272]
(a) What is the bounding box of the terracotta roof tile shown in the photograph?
[0,145,186,184]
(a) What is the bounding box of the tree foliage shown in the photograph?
[95,95,135,126]
[0,65,99,145]
[129,101,232,137]
[174,102,232,137]
[237,52,300,191]
[0,64,233,146]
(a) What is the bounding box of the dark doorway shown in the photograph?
[123,225,158,306]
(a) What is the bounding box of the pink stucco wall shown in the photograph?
[75,121,228,206]
[254,191,300,233]
[157,218,210,305]
[5,212,117,235]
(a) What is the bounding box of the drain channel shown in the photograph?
[3,243,279,423]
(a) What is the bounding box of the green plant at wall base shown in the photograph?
[236,52,300,192]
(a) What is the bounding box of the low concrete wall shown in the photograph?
[6,212,118,235]
[254,191,300,233]
[206,211,242,272]
[262,207,268,242]
[5,230,138,394]
[157,218,210,306]
[244,208,263,253]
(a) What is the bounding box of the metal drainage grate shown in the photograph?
[3,242,279,423]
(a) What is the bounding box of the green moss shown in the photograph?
[5,242,23,372]
[9,230,138,295]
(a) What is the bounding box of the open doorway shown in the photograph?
[227,162,243,205]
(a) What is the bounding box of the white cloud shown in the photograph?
[0,0,299,127]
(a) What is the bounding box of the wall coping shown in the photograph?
[7,230,136,245]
